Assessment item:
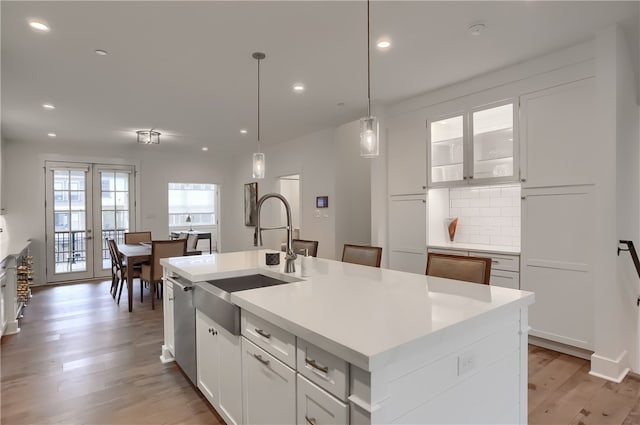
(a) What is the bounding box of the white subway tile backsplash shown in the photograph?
[448,184,521,247]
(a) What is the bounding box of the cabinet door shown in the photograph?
[520,78,596,187]
[389,196,427,274]
[164,283,175,355]
[387,110,427,195]
[196,309,220,407]
[489,270,519,290]
[297,374,348,425]
[428,113,465,186]
[521,185,594,349]
[471,101,517,183]
[0,270,5,336]
[218,325,243,425]
[242,338,296,425]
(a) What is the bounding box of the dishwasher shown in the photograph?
[168,276,197,385]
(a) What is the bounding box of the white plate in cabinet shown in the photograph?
[297,374,348,425]
[242,338,296,425]
[469,251,519,272]
[242,310,296,368]
[297,338,349,401]
[489,270,520,290]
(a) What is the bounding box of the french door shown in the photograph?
[45,161,136,283]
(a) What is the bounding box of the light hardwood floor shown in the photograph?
[2,281,640,424]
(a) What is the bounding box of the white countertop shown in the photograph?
[428,242,520,255]
[161,250,533,372]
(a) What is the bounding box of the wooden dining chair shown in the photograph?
[107,239,141,305]
[425,253,491,284]
[140,240,187,309]
[124,231,152,244]
[292,239,319,257]
[341,244,383,268]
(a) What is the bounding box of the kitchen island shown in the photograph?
[160,250,534,425]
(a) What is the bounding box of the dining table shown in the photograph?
[117,243,151,312]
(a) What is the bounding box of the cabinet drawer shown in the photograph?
[297,374,348,425]
[427,248,468,256]
[297,338,349,401]
[469,251,519,272]
[242,338,296,425]
[489,270,520,290]
[242,311,296,368]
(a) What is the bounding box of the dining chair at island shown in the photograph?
[292,239,319,257]
[140,239,187,309]
[425,252,491,284]
[124,231,152,244]
[341,244,382,268]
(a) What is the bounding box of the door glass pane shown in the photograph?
[430,115,464,183]
[100,171,130,270]
[53,170,87,274]
[472,103,514,179]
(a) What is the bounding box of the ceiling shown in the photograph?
[2,1,638,157]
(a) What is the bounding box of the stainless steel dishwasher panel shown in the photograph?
[170,277,197,385]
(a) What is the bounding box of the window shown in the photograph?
[168,183,216,228]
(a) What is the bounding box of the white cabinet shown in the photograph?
[388,195,427,274]
[165,282,174,355]
[242,338,296,425]
[0,263,6,336]
[519,78,597,351]
[521,185,594,350]
[519,78,596,188]
[428,247,520,289]
[428,100,518,187]
[297,374,348,425]
[387,110,428,196]
[160,276,175,362]
[196,309,243,425]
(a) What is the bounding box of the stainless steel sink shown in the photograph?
[193,273,300,335]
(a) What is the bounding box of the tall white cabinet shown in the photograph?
[520,78,597,350]
[387,110,428,273]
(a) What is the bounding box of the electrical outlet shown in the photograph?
[458,351,476,376]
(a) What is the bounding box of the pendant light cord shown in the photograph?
[257,57,261,147]
[367,0,371,117]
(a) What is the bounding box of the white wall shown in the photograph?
[333,119,371,257]
[220,121,371,261]
[3,139,233,284]
[604,23,640,376]
[220,128,338,258]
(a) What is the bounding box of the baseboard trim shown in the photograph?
[528,335,593,360]
[160,345,175,364]
[589,351,630,383]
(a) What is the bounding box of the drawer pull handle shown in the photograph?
[305,415,316,425]
[492,260,499,264]
[253,353,270,366]
[305,357,329,374]
[255,328,271,339]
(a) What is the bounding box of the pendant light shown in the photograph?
[360,0,379,158]
[252,52,266,179]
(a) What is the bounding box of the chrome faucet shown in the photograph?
[254,193,297,273]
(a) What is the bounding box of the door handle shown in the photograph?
[253,353,270,366]
[86,236,93,240]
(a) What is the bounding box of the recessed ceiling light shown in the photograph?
[202,147,209,152]
[376,38,391,50]
[42,103,55,110]
[240,129,248,134]
[292,83,305,93]
[29,20,50,32]
[95,49,109,56]
[468,23,486,36]
[48,133,56,138]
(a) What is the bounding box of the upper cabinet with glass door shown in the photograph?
[428,100,518,187]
